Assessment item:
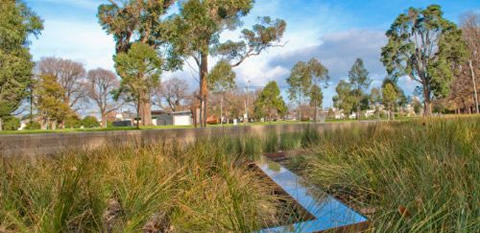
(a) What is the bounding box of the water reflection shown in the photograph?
[257,156,368,233]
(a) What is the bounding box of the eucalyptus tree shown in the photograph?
[0,0,43,130]
[381,5,467,116]
[165,0,286,127]
[287,58,329,121]
[348,58,371,120]
[98,0,176,125]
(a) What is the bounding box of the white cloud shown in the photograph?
[31,19,116,71]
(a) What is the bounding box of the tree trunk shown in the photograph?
[139,91,152,126]
[356,105,360,121]
[199,51,209,127]
[101,114,107,128]
[314,100,318,122]
[136,94,141,129]
[423,87,432,117]
[469,60,479,114]
[0,118,2,131]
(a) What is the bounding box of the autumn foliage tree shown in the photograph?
[35,75,71,129]
[37,57,87,111]
[381,5,467,116]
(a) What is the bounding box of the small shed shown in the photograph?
[152,110,192,126]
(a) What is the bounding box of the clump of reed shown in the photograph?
[0,139,287,233]
[287,117,480,233]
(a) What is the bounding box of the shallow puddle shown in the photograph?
[256,156,368,233]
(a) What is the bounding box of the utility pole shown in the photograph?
[245,80,250,124]
[221,93,224,126]
[469,59,479,114]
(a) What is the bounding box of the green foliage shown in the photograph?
[64,115,81,129]
[382,83,398,107]
[348,58,371,91]
[381,5,468,115]
[333,80,355,114]
[81,116,99,128]
[114,42,163,109]
[0,0,43,117]
[412,98,422,114]
[35,75,72,124]
[1,115,20,131]
[254,81,287,120]
[287,58,329,105]
[369,87,382,105]
[24,121,41,130]
[309,85,323,109]
[208,60,236,92]
[348,58,371,116]
[98,0,175,54]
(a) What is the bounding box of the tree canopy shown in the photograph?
[114,43,163,127]
[164,0,286,126]
[208,60,236,93]
[381,4,467,115]
[254,81,287,120]
[348,58,371,119]
[0,0,43,120]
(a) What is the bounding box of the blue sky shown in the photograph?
[25,0,480,108]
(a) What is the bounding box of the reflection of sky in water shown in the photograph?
[257,157,367,233]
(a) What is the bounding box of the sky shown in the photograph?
[25,0,480,109]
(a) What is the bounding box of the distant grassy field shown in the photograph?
[283,116,480,233]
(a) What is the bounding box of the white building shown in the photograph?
[152,110,192,126]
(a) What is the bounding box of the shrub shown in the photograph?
[65,115,81,128]
[1,116,20,131]
[24,121,41,130]
[81,116,100,128]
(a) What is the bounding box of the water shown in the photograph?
[256,156,368,233]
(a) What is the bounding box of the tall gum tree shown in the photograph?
[165,0,286,127]
[381,5,467,116]
[98,0,176,126]
[287,58,329,121]
[348,58,371,120]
